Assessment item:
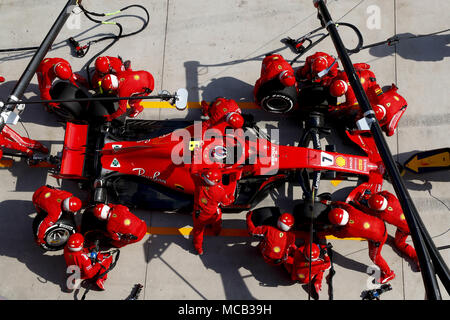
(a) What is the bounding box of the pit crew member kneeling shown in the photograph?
[64,233,113,290]
[246,211,297,266]
[99,69,155,121]
[32,185,82,249]
[284,241,331,296]
[93,203,147,248]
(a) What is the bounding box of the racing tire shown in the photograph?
[249,206,281,228]
[256,79,297,114]
[297,84,337,111]
[85,93,120,121]
[32,212,76,251]
[49,81,88,121]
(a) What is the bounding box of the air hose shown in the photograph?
[73,1,150,87]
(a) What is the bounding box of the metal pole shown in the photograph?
[1,0,79,116]
[313,0,445,299]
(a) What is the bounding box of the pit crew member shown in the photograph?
[246,211,297,266]
[93,203,147,248]
[64,233,113,290]
[32,185,82,248]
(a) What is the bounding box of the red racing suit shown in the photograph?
[36,57,87,109]
[91,56,128,90]
[358,191,418,264]
[0,125,48,158]
[253,54,297,101]
[191,172,235,252]
[64,246,112,283]
[102,70,155,121]
[246,211,297,266]
[104,204,147,248]
[201,98,242,129]
[32,185,76,246]
[329,63,379,114]
[325,201,393,280]
[284,244,331,293]
[297,51,339,86]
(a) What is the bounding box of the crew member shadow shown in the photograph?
[0,200,68,293]
[369,32,450,62]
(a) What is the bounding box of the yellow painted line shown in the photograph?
[146,226,365,241]
[141,101,260,110]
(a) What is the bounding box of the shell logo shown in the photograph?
[273,246,281,253]
[134,75,140,81]
[44,192,52,198]
[363,222,370,229]
[336,156,346,167]
[400,214,405,220]
[298,273,305,279]
[394,96,400,101]
[124,219,131,226]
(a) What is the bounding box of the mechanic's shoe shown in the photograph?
[124,60,131,70]
[96,278,106,291]
[378,270,395,284]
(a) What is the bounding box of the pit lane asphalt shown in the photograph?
[0,0,448,300]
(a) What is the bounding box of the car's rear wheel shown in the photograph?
[249,206,281,228]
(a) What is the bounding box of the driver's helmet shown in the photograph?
[278,69,296,87]
[93,204,111,220]
[95,56,111,75]
[226,112,244,129]
[201,169,222,186]
[330,79,348,97]
[67,233,84,252]
[368,194,388,211]
[62,196,82,213]
[54,62,72,80]
[303,243,320,261]
[277,213,295,231]
[101,74,119,91]
[328,207,349,226]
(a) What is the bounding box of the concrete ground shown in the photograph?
[0,0,448,301]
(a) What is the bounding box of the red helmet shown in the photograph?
[53,62,72,80]
[279,70,296,87]
[202,169,222,186]
[101,74,119,91]
[67,233,84,252]
[368,194,388,211]
[330,79,348,97]
[328,208,349,226]
[95,56,111,74]
[93,204,111,220]
[373,104,386,121]
[311,56,328,75]
[0,76,5,83]
[62,196,82,213]
[226,112,244,129]
[303,243,320,261]
[277,213,295,231]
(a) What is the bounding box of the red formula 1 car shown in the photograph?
[31,83,385,250]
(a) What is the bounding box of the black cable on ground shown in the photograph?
[74,2,150,87]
